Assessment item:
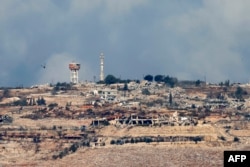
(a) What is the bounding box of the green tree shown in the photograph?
[169,77,178,88]
[169,92,173,105]
[144,75,153,82]
[110,140,116,144]
[219,82,223,87]
[195,80,201,87]
[104,75,118,84]
[163,76,178,88]
[154,75,164,82]
[48,103,58,110]
[235,86,244,99]
[37,97,46,105]
[123,82,128,97]
[69,143,78,152]
[123,82,128,91]
[163,75,170,84]
[3,88,10,98]
[224,80,230,87]
[233,137,239,142]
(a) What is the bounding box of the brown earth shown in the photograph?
[1,144,226,167]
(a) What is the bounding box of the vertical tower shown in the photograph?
[100,53,104,81]
[69,62,80,84]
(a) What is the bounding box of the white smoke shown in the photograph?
[37,52,94,85]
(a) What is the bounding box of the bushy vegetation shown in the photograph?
[110,140,116,144]
[235,86,247,100]
[104,75,118,84]
[219,80,230,87]
[169,93,172,105]
[102,74,139,85]
[48,103,58,110]
[144,74,178,87]
[154,75,164,82]
[144,75,153,82]
[219,136,226,141]
[51,82,72,95]
[33,136,41,143]
[163,76,178,88]
[37,97,46,105]
[2,88,10,98]
[52,140,90,159]
[233,137,240,142]
[99,73,180,87]
[110,136,204,146]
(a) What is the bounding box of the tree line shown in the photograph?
[144,75,178,87]
[98,75,140,85]
[100,74,178,87]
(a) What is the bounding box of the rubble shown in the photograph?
[113,112,197,127]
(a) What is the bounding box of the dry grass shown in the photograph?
[98,124,218,141]
[0,103,249,167]
[1,145,225,167]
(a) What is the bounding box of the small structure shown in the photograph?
[98,88,117,102]
[95,138,105,146]
[69,62,80,84]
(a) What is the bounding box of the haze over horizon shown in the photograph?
[1,0,250,87]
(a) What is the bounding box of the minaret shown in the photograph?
[100,53,104,81]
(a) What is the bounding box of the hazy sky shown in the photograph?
[1,0,250,87]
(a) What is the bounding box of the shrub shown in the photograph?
[130,138,135,144]
[48,103,58,110]
[157,136,164,142]
[193,136,202,144]
[145,137,152,143]
[59,151,65,159]
[110,140,116,145]
[233,137,240,142]
[52,155,58,159]
[124,139,130,143]
[69,143,78,152]
[219,136,226,141]
[33,136,40,143]
[116,139,124,145]
[37,97,46,105]
[135,138,140,143]
[85,141,90,147]
[52,125,57,130]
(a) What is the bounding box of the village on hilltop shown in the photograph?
[0,57,249,166]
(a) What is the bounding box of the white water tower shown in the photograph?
[69,62,80,84]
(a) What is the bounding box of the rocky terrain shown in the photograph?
[0,82,249,166]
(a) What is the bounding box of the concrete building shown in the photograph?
[98,88,117,101]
